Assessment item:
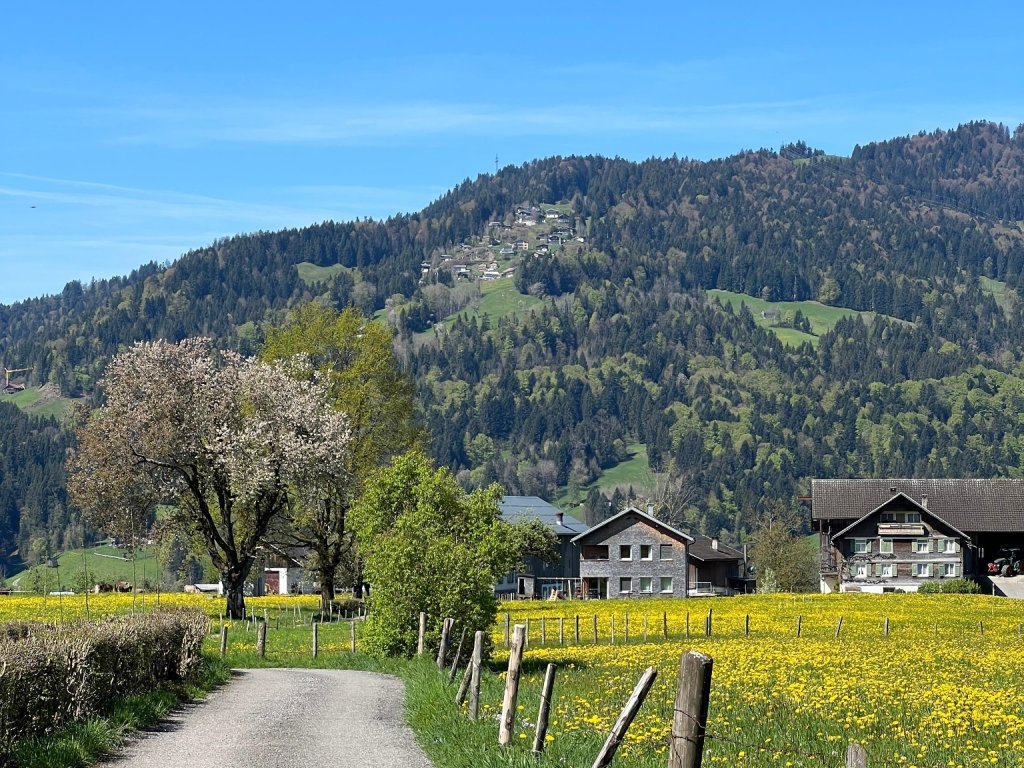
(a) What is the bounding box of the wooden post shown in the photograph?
[846,742,868,768]
[504,612,510,648]
[980,621,984,636]
[667,651,714,768]
[312,621,319,659]
[456,664,471,706]
[541,617,546,645]
[257,620,267,658]
[436,617,453,670]
[624,611,629,643]
[525,617,531,648]
[418,611,426,656]
[884,617,890,636]
[835,616,844,638]
[685,611,690,639]
[219,624,228,657]
[796,615,802,638]
[744,614,750,636]
[575,614,580,644]
[350,619,357,653]
[593,614,598,642]
[449,626,468,682]
[704,609,712,637]
[590,666,658,768]
[610,614,615,644]
[468,630,484,719]
[532,663,557,755]
[559,617,565,645]
[643,614,648,643]
[663,611,669,640]
[499,625,526,744]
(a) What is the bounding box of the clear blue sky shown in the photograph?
[2,2,1021,304]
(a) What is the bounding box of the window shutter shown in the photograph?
[953,540,960,553]
[954,563,961,578]
[929,539,937,553]
[874,563,881,576]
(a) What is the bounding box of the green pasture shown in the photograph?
[0,387,72,419]
[295,261,357,285]
[708,289,867,347]
[4,544,162,592]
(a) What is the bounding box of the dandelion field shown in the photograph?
[487,594,1024,768]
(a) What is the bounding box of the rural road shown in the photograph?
[104,669,434,768]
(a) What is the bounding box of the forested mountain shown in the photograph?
[2,120,1024,559]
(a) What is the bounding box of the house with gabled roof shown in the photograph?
[571,506,692,598]
[811,479,1024,593]
[497,496,588,599]
[688,534,749,596]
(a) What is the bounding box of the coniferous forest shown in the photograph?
[2,120,1024,564]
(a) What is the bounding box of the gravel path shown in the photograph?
[103,669,434,768]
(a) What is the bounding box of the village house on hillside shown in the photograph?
[812,478,1024,594]
[572,506,693,598]
[496,496,588,599]
[688,534,750,595]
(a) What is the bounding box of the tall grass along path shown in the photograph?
[103,668,432,768]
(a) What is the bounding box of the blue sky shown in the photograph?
[1,2,1022,304]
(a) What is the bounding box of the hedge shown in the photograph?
[0,610,209,754]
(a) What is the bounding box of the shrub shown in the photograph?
[917,578,981,594]
[0,610,208,755]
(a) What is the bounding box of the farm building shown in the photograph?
[572,506,692,598]
[496,496,588,599]
[688,534,749,596]
[812,478,1024,594]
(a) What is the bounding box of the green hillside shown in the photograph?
[5,544,162,593]
[0,386,74,420]
[708,290,870,347]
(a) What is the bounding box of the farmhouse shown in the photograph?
[688,534,749,595]
[572,506,692,598]
[496,496,588,599]
[812,478,1024,593]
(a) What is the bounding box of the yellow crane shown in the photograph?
[2,367,33,391]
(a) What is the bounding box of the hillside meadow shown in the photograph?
[3,592,1022,767]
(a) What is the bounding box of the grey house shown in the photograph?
[571,506,693,598]
[497,496,588,599]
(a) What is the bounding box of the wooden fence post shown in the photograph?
[499,624,526,744]
[257,620,267,658]
[418,611,426,656]
[667,651,714,768]
[436,617,453,670]
[541,617,546,645]
[504,612,510,648]
[624,611,629,643]
[220,624,228,657]
[525,617,531,648]
[449,626,468,682]
[575,614,580,644]
[593,614,598,642]
[744,614,750,637]
[704,609,712,637]
[685,611,690,639]
[312,621,319,659]
[835,616,844,638]
[590,666,658,768]
[796,615,802,638]
[846,742,868,767]
[559,617,565,645]
[468,630,484,720]
[456,664,471,707]
[884,617,890,636]
[532,663,558,755]
[350,619,357,653]
[643,614,648,643]
[663,611,669,640]
[610,614,616,645]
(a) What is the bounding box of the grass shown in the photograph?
[10,656,232,768]
[0,387,73,419]
[709,289,867,347]
[557,443,651,508]
[440,280,543,330]
[4,544,163,591]
[980,275,1012,312]
[295,261,357,285]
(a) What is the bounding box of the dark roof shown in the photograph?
[689,534,743,562]
[571,506,694,545]
[811,479,1024,533]
[830,492,970,541]
[498,496,588,535]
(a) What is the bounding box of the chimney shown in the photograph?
[711,537,719,551]
[647,503,654,516]
[921,494,928,508]
[555,512,564,527]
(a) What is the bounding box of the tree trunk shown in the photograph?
[320,578,336,614]
[223,572,247,619]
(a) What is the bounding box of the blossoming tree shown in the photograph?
[68,338,351,618]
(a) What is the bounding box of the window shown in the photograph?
[659,577,673,593]
[914,539,930,554]
[914,563,930,577]
[943,563,956,577]
[619,577,632,593]
[639,577,653,593]
[582,545,609,560]
[659,544,673,560]
[880,563,894,578]
[880,539,893,554]
[905,512,921,524]
[942,538,958,553]
[640,544,653,560]
[619,545,632,560]
[852,539,871,554]
[880,512,896,523]
[854,563,868,579]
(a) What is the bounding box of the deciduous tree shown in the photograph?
[68,338,350,618]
